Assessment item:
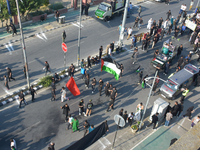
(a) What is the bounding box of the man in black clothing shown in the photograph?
[177,102,184,117]
[30,86,37,102]
[104,81,110,97]
[83,120,90,137]
[87,56,91,68]
[177,45,183,57]
[51,81,56,101]
[85,99,93,117]
[166,10,171,20]
[81,4,85,15]
[110,87,117,101]
[85,2,90,16]
[106,98,114,112]
[61,103,70,122]
[138,71,143,84]
[174,26,180,39]
[6,67,15,82]
[44,61,51,76]
[79,99,85,115]
[48,142,55,150]
[177,55,184,67]
[99,46,103,59]
[123,111,128,124]
[158,17,163,28]
[120,64,124,78]
[19,91,28,108]
[171,101,179,117]
[98,78,104,96]
[119,109,123,116]
[147,113,159,129]
[110,41,115,52]
[4,75,9,90]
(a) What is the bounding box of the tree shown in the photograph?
[17,0,46,20]
[0,1,10,27]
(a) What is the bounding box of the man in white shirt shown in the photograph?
[10,138,17,150]
[60,87,69,102]
[108,47,112,56]
[67,114,73,130]
[127,27,133,40]
[163,19,168,29]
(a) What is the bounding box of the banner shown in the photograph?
[185,20,197,31]
[66,122,107,150]
[66,77,80,96]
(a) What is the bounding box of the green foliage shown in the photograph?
[0,1,10,22]
[49,3,64,10]
[38,76,52,87]
[131,125,138,130]
[61,70,66,75]
[44,0,49,7]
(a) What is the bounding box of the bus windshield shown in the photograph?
[165,80,178,91]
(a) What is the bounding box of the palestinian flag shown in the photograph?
[101,57,121,80]
[136,66,141,73]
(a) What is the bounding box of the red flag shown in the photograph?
[66,77,80,96]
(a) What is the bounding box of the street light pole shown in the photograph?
[139,70,158,130]
[77,0,82,67]
[15,0,30,88]
[118,0,130,47]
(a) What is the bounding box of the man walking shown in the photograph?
[51,80,56,101]
[99,46,103,60]
[10,138,17,150]
[83,120,90,136]
[30,86,37,102]
[183,106,194,120]
[128,112,134,126]
[67,114,73,130]
[106,98,114,112]
[98,78,104,96]
[177,45,183,57]
[127,27,132,40]
[165,110,173,126]
[19,91,28,108]
[61,103,70,122]
[91,78,96,93]
[87,56,91,69]
[177,102,184,117]
[171,101,179,117]
[79,99,85,115]
[138,6,142,17]
[85,99,93,117]
[62,30,66,43]
[3,75,9,90]
[132,47,139,64]
[60,87,69,103]
[147,113,159,129]
[44,61,51,76]
[6,67,15,81]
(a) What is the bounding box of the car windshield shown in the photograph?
[157,54,168,61]
[98,4,108,12]
[165,80,178,91]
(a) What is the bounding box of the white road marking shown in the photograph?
[77,22,84,28]
[8,42,15,51]
[129,128,158,150]
[0,102,16,112]
[98,139,106,149]
[72,23,82,28]
[178,117,185,129]
[101,29,116,36]
[103,137,111,145]
[41,32,48,40]
[0,83,11,95]
[36,33,46,42]
[5,44,12,55]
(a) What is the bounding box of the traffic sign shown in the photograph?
[62,43,67,52]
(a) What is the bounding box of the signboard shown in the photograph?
[62,43,67,52]
[185,20,197,31]
[115,0,124,10]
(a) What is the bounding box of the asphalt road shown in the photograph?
[0,0,200,149]
[0,0,194,97]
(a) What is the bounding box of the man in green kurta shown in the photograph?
[72,117,79,132]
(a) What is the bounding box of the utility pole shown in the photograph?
[118,0,130,47]
[15,0,30,88]
[139,71,158,130]
[77,0,82,67]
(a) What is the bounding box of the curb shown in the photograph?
[0,16,93,48]
[0,45,129,107]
